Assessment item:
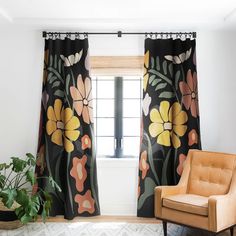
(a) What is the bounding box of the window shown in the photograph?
[92,76,142,158]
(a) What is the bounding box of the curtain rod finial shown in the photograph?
[42,31,47,38]
[193,32,197,38]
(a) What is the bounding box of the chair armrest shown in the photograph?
[208,193,236,232]
[154,154,191,218]
[155,185,186,217]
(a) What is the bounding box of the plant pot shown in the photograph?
[0,200,23,229]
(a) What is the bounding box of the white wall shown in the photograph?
[0,28,236,215]
[197,32,236,153]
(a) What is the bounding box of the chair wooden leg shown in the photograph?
[162,221,167,236]
[230,227,234,236]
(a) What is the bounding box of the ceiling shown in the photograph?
[0,0,236,31]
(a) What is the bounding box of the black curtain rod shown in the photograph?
[42,31,196,38]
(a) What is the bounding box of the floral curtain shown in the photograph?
[138,37,201,217]
[36,38,100,219]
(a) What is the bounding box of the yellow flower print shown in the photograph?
[46,99,80,152]
[143,51,149,92]
[149,101,187,148]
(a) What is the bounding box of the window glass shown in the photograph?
[97,118,114,136]
[92,76,141,158]
[123,99,141,117]
[97,99,114,117]
[123,118,141,136]
[123,137,140,157]
[97,80,114,98]
[97,137,114,156]
[123,80,141,98]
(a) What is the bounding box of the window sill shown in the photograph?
[96,157,139,168]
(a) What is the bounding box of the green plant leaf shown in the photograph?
[15,206,24,219]
[48,176,62,192]
[0,163,10,171]
[0,175,6,188]
[162,60,167,75]
[28,196,40,216]
[48,76,58,84]
[156,56,160,71]
[138,177,156,210]
[148,69,173,85]
[20,214,32,224]
[47,67,64,84]
[54,55,57,69]
[148,75,156,84]
[159,91,175,99]
[151,79,160,86]
[155,82,167,91]
[26,153,36,166]
[66,74,71,95]
[15,191,40,223]
[41,196,52,222]
[54,90,64,98]
[41,192,52,222]
[161,149,171,185]
[151,57,155,69]
[52,81,61,88]
[168,63,173,77]
[26,153,35,160]
[11,157,27,172]
[15,189,29,206]
[41,204,47,222]
[49,55,53,67]
[58,59,62,74]
[144,133,160,185]
[26,170,35,185]
[175,70,181,89]
[0,188,17,208]
[47,72,53,81]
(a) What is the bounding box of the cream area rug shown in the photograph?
[0,222,232,236]
[0,222,168,236]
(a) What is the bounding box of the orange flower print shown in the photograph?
[70,156,87,192]
[139,151,150,179]
[188,129,198,146]
[36,145,46,174]
[81,135,91,150]
[177,154,187,176]
[179,70,199,118]
[70,75,93,124]
[74,190,95,214]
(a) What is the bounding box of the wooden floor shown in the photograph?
[37,216,235,235]
[39,215,158,223]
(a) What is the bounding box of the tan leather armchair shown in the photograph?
[155,150,236,236]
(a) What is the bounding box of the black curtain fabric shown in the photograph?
[36,38,100,219]
[137,38,201,217]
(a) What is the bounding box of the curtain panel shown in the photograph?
[36,38,100,219]
[138,38,201,217]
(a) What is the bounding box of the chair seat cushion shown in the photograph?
[163,194,208,216]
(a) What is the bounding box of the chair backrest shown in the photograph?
[187,150,236,197]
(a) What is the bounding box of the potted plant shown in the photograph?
[0,153,61,229]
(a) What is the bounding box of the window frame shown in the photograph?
[90,56,143,158]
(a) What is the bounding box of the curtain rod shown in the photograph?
[42,31,196,38]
